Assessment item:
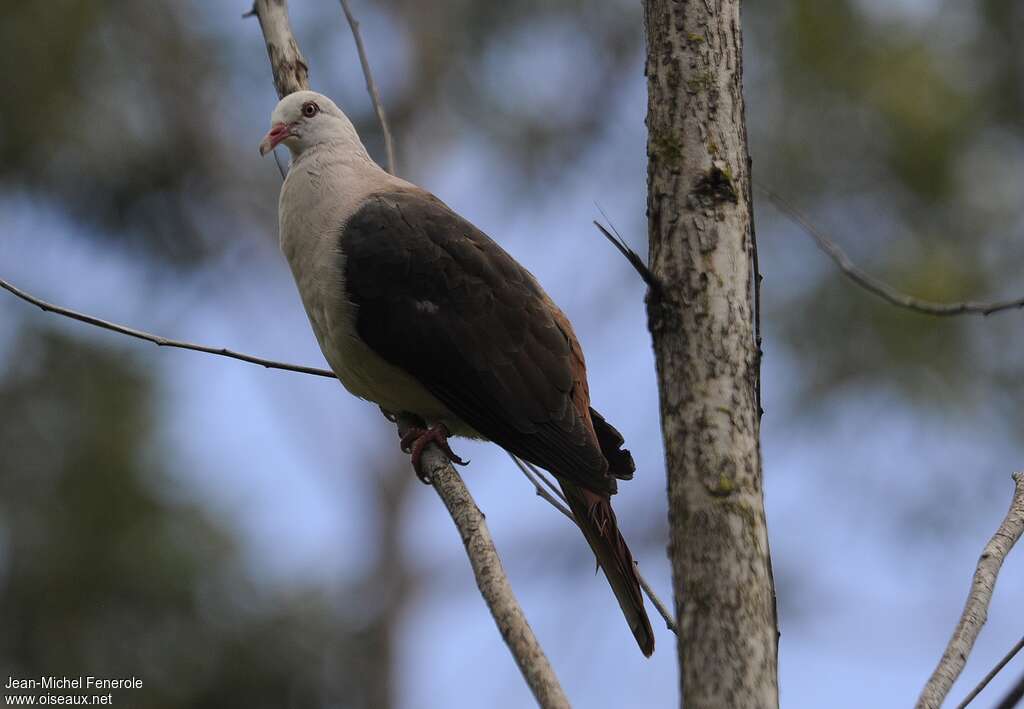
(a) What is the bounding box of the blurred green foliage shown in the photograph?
[0,330,388,708]
[0,2,239,265]
[747,0,1023,415]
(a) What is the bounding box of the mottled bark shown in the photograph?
[249,0,310,99]
[643,1,778,706]
[395,416,570,709]
[917,472,1024,709]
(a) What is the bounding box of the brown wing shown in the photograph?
[341,188,618,494]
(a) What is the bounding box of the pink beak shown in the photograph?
[259,122,292,156]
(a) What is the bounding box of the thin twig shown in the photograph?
[338,0,396,175]
[399,417,569,708]
[758,184,1024,317]
[273,149,288,179]
[508,453,679,635]
[508,453,573,520]
[995,669,1024,709]
[1,277,336,379]
[592,218,661,293]
[956,635,1024,708]
[637,571,677,634]
[520,456,569,507]
[917,472,1024,709]
[749,172,779,666]
[750,182,764,421]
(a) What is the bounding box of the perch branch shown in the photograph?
[338,0,396,175]
[398,416,569,709]
[758,184,1024,317]
[917,472,1024,709]
[0,277,335,379]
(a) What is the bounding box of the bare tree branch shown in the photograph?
[750,180,765,420]
[508,453,574,520]
[957,634,1024,708]
[591,212,661,293]
[338,0,396,175]
[273,149,288,179]
[517,456,569,510]
[995,669,1024,709]
[637,570,677,636]
[246,0,310,98]
[918,472,1024,709]
[398,416,569,709]
[0,277,336,379]
[758,184,1024,318]
[509,453,679,635]
[750,180,778,663]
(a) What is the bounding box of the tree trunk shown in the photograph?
[643,1,779,707]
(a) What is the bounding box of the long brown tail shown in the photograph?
[560,481,655,656]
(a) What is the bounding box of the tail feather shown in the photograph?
[560,481,655,656]
[590,408,635,480]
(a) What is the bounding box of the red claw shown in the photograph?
[400,423,468,483]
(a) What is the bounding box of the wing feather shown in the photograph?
[342,189,616,494]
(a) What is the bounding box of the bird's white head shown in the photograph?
[259,90,366,159]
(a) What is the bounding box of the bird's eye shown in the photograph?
[302,102,319,118]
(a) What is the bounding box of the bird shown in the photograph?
[260,90,654,656]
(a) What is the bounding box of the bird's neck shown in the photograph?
[279,144,404,252]
[290,138,376,171]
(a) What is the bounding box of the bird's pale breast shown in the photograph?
[278,151,463,428]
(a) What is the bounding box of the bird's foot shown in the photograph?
[400,423,468,484]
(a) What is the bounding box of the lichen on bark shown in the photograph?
[644,0,779,706]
